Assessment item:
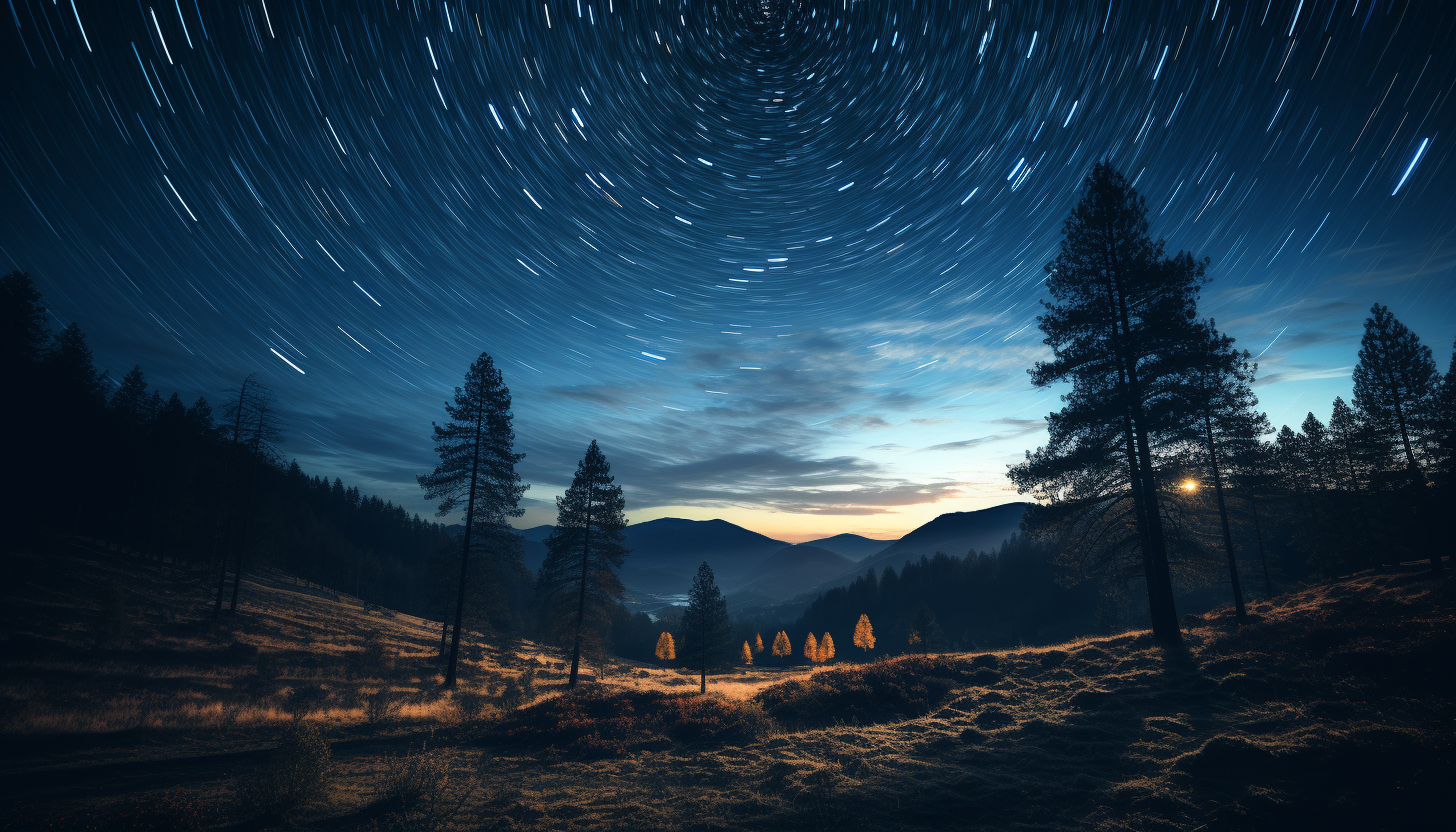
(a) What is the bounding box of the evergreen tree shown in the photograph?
[1,270,49,377]
[418,353,528,687]
[1352,304,1440,572]
[45,322,108,403]
[1434,341,1456,488]
[537,440,627,688]
[753,633,765,655]
[853,614,875,654]
[740,640,753,665]
[111,366,152,419]
[655,632,676,662]
[1354,303,1438,480]
[819,632,835,662]
[1009,163,1207,646]
[1179,322,1270,622]
[680,562,732,693]
[802,632,819,663]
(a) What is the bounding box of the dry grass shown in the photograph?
[3,539,1454,830]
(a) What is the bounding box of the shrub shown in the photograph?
[238,723,332,821]
[753,655,967,728]
[375,745,473,832]
[365,689,402,727]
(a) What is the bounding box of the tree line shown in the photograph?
[1,271,457,618]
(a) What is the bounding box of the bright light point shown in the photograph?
[1182,480,1199,491]
[641,351,666,360]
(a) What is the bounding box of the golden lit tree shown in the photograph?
[820,632,835,662]
[853,614,875,654]
[803,632,819,663]
[753,633,764,655]
[654,631,675,662]
[740,640,753,665]
[771,630,791,665]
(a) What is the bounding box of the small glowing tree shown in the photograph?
[820,632,835,663]
[740,640,753,665]
[803,632,819,663]
[753,633,765,655]
[771,630,791,665]
[853,614,875,654]
[654,632,675,662]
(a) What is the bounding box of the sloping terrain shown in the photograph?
[729,545,855,603]
[811,502,1029,595]
[794,533,892,562]
[617,518,790,594]
[2,537,1452,831]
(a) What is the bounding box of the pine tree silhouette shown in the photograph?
[418,353,527,687]
[538,440,628,688]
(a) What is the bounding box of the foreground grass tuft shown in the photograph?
[753,654,968,728]
[490,688,775,757]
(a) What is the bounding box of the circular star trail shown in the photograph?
[3,1,1454,538]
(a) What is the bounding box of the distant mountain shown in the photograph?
[618,518,790,595]
[513,525,553,573]
[731,545,856,605]
[796,533,892,562]
[809,502,1031,594]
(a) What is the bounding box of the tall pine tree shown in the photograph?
[537,440,628,688]
[418,353,527,688]
[1180,322,1270,621]
[1010,163,1207,646]
[1353,303,1438,480]
[1352,304,1440,572]
[680,562,732,693]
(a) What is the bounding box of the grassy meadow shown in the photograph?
[2,538,1453,830]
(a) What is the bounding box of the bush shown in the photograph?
[375,745,473,832]
[365,689,401,727]
[753,655,967,728]
[238,723,332,821]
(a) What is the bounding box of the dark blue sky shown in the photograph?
[3,1,1453,540]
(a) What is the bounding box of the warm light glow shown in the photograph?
[1182,480,1199,492]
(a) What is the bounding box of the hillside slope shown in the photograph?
[3,538,1452,830]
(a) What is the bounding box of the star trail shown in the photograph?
[3,0,1454,540]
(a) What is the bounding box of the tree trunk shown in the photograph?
[567,491,595,689]
[700,655,706,694]
[1205,412,1246,622]
[444,407,485,689]
[1102,244,1180,647]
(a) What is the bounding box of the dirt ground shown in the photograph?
[2,540,1454,830]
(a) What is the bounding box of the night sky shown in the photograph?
[3,1,1454,541]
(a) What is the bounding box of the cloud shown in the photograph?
[611,448,964,515]
[830,413,892,430]
[1253,366,1353,387]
